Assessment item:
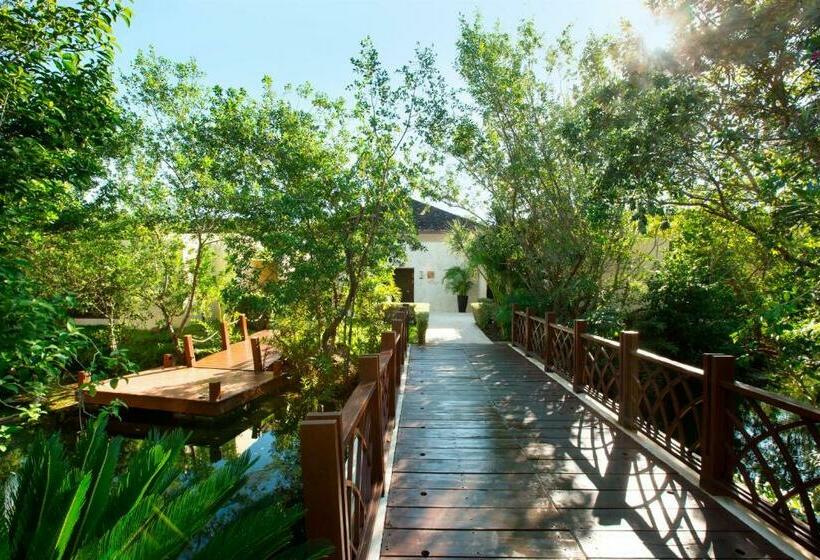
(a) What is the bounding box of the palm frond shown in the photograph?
[190,503,303,560]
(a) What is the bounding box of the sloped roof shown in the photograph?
[412,200,468,233]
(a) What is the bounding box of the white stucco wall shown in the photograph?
[399,232,486,312]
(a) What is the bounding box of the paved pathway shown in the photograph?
[425,312,494,345]
[379,332,782,557]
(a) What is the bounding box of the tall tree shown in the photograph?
[218,40,434,355]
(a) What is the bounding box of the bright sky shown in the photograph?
[113,0,674,98]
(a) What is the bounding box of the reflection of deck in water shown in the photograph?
[82,318,285,416]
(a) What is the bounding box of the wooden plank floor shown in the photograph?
[380,343,784,559]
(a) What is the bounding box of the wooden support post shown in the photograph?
[618,331,640,430]
[183,335,196,367]
[544,311,557,369]
[381,331,398,419]
[219,320,231,351]
[572,319,588,392]
[251,336,263,372]
[700,353,735,494]
[392,318,404,371]
[76,370,90,388]
[300,412,348,560]
[359,354,386,494]
[162,353,175,368]
[510,304,518,345]
[525,307,533,354]
[239,313,250,340]
[209,381,221,401]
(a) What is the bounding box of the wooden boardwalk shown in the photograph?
[380,343,784,559]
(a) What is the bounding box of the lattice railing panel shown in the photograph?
[530,319,547,357]
[584,338,620,413]
[550,327,573,381]
[723,390,820,550]
[343,394,380,560]
[635,355,704,470]
[512,312,527,347]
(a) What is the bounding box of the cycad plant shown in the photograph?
[0,413,330,560]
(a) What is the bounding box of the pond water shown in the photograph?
[2,379,331,514]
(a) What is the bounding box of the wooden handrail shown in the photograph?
[724,380,820,422]
[300,310,409,560]
[512,307,820,556]
[635,348,703,378]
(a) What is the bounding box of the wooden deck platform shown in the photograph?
[83,325,284,416]
[379,343,784,559]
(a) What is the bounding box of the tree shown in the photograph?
[217,40,435,355]
[27,222,160,350]
[106,50,235,352]
[419,18,669,319]
[645,0,819,269]
[0,0,130,243]
[0,0,133,439]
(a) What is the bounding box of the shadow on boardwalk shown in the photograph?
[380,342,784,559]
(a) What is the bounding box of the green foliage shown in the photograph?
[0,0,129,241]
[0,0,135,437]
[423,18,657,320]
[414,305,430,345]
[470,299,496,331]
[0,413,330,560]
[0,260,134,427]
[442,266,473,296]
[209,40,437,359]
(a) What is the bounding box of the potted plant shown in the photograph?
[443,266,473,312]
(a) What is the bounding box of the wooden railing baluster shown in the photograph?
[510,304,518,345]
[700,353,734,494]
[544,311,556,370]
[239,313,250,340]
[572,319,587,392]
[618,330,640,430]
[524,307,533,354]
[183,334,195,367]
[219,320,230,351]
[300,412,348,560]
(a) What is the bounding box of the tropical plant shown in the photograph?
[0,413,330,559]
[442,266,473,296]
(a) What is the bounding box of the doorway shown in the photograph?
[393,268,414,302]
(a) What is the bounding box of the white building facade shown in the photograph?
[394,201,487,312]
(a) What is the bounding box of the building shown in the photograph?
[393,200,486,312]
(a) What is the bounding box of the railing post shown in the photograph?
[524,307,533,354]
[510,303,518,345]
[700,354,735,494]
[618,331,640,430]
[300,412,348,560]
[183,335,196,367]
[209,381,221,401]
[572,319,588,392]
[392,318,404,372]
[360,355,386,494]
[544,311,556,370]
[239,313,250,340]
[162,353,175,368]
[219,320,231,351]
[251,336,263,372]
[381,331,398,420]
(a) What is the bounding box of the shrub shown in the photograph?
[383,302,429,344]
[415,307,430,345]
[470,298,496,330]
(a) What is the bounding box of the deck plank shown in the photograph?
[379,342,782,559]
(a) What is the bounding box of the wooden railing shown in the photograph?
[511,304,820,556]
[299,311,409,560]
